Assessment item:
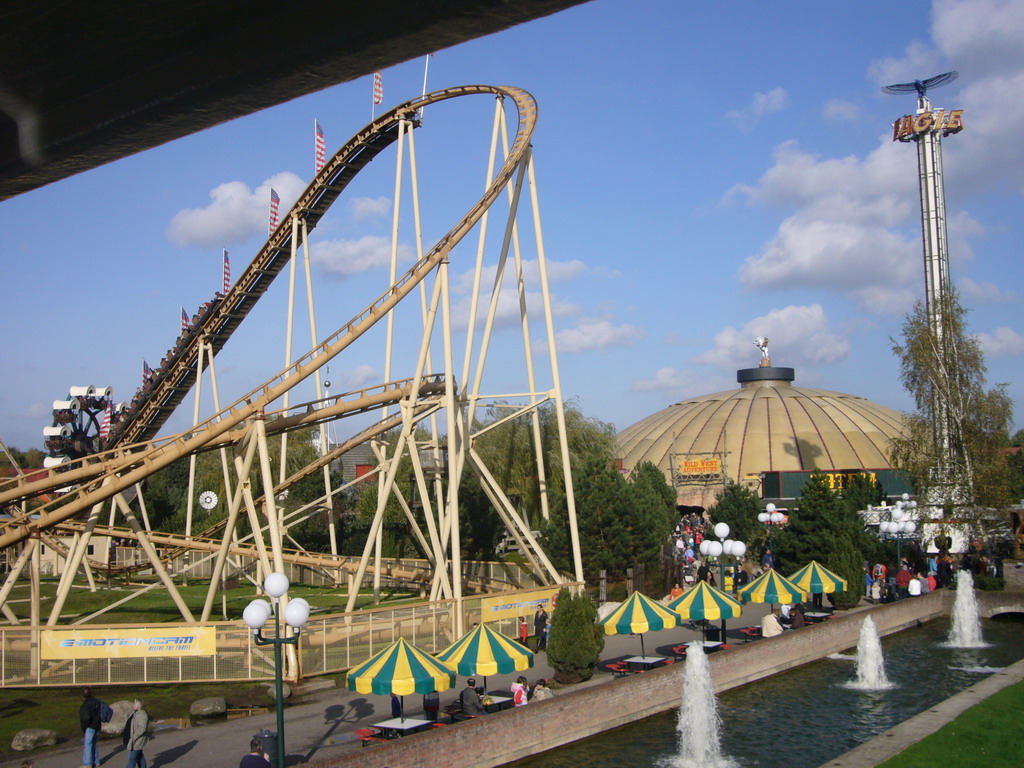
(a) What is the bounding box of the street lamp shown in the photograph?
[879,493,918,570]
[757,503,786,564]
[699,523,746,642]
[244,573,310,768]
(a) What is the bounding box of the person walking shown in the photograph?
[79,687,102,768]
[533,605,549,651]
[124,699,150,768]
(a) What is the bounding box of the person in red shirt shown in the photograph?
[519,616,529,646]
[895,566,912,599]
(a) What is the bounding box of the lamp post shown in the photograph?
[757,503,786,565]
[244,573,311,768]
[699,522,746,642]
[879,493,918,570]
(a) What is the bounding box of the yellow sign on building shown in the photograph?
[480,588,560,623]
[676,457,721,476]
[40,627,217,660]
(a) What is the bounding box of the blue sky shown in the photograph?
[2,0,1022,456]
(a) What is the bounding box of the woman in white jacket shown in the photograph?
[125,699,150,768]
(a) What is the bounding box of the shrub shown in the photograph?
[546,587,602,684]
[974,574,1005,591]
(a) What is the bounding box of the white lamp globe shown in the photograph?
[758,512,769,523]
[243,600,271,630]
[714,522,730,540]
[708,541,723,557]
[699,540,710,555]
[734,541,747,557]
[770,512,784,523]
[879,521,889,534]
[284,600,311,629]
[904,521,917,534]
[766,503,776,514]
[264,572,289,598]
[723,540,735,556]
[892,508,904,522]
[901,493,910,502]
[908,500,918,510]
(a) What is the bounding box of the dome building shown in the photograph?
[617,355,907,510]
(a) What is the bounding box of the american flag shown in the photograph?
[222,248,231,294]
[315,120,326,173]
[373,72,383,105]
[143,360,154,381]
[269,188,281,234]
[181,306,190,331]
[99,402,113,441]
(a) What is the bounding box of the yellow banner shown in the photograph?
[40,627,217,660]
[677,458,721,475]
[481,588,560,624]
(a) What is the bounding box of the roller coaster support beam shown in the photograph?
[112,490,195,622]
[527,151,583,583]
[48,484,110,624]
[255,413,287,577]
[0,540,35,624]
[201,423,261,622]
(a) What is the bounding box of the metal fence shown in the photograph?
[0,582,579,688]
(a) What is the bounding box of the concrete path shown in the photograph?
[821,656,1024,768]
[2,607,763,768]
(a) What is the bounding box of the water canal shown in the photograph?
[511,615,1024,768]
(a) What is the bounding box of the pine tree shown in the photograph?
[828,534,866,610]
[546,587,602,684]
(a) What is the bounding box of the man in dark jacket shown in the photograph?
[459,678,486,717]
[79,687,102,768]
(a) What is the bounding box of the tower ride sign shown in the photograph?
[892,109,964,141]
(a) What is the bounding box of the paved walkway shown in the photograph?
[2,609,766,768]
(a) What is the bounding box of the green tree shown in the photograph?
[774,471,862,576]
[706,481,763,550]
[890,290,1015,520]
[828,534,866,610]
[624,461,676,567]
[546,587,603,684]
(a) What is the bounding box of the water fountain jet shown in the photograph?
[846,616,894,690]
[945,570,987,648]
[663,646,736,768]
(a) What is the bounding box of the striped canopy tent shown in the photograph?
[599,590,679,658]
[737,569,807,607]
[788,560,848,596]
[436,622,534,689]
[668,581,743,643]
[346,637,456,720]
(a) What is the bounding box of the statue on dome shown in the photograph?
[754,336,771,367]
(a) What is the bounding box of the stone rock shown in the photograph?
[102,700,136,735]
[267,682,292,700]
[190,696,227,717]
[11,727,57,751]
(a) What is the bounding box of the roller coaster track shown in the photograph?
[0,85,537,551]
[110,85,535,448]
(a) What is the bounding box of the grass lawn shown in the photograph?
[877,679,1024,767]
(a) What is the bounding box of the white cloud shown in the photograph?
[350,196,391,221]
[167,172,305,247]
[633,367,698,393]
[334,364,378,391]
[976,326,1024,357]
[694,304,850,371]
[823,99,859,122]
[312,235,412,278]
[455,290,578,332]
[452,259,588,295]
[958,276,1018,303]
[726,87,789,132]
[734,1,1024,314]
[552,319,643,354]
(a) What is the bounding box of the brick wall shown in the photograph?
[310,592,948,768]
